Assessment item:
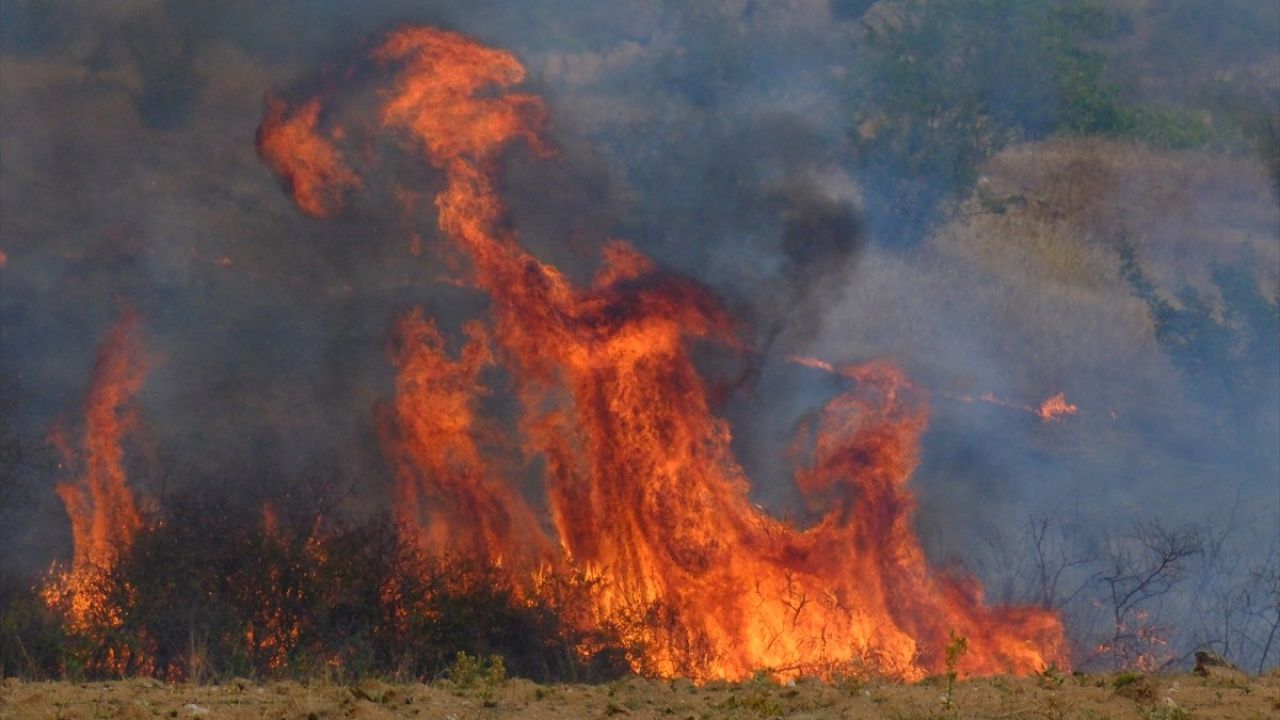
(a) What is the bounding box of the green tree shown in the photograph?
[849,0,1206,244]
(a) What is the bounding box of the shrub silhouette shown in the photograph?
[7,485,633,683]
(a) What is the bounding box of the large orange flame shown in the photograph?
[259,26,1069,681]
[43,312,146,641]
[256,98,361,218]
[380,311,553,571]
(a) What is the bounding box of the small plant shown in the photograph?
[943,631,968,713]
[1113,671,1158,703]
[1113,671,1144,690]
[1037,662,1066,688]
[831,668,865,695]
[717,670,782,718]
[1139,698,1191,720]
[445,651,506,706]
[720,690,782,719]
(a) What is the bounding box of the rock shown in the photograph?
[1193,650,1239,673]
[350,680,397,704]
[1194,650,1248,682]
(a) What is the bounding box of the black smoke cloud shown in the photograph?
[1,0,1277,666]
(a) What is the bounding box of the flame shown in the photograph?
[943,390,1079,423]
[51,312,146,583]
[1037,392,1078,422]
[258,26,1069,681]
[256,97,360,218]
[792,355,1080,425]
[42,312,149,672]
[787,354,836,374]
[380,311,553,570]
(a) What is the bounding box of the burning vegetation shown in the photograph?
[40,312,148,675]
[22,26,1075,684]
[266,26,1064,681]
[9,14,1274,687]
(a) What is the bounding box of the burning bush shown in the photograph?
[255,26,1069,681]
[21,487,634,683]
[8,25,1080,685]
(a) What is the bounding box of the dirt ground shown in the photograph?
[3,672,1277,720]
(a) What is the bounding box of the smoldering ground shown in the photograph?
[1,0,1277,669]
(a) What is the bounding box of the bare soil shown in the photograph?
[3,673,1278,720]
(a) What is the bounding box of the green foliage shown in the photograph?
[1121,108,1212,150]
[718,671,783,718]
[1120,242,1280,442]
[849,0,1214,243]
[1113,670,1144,689]
[1258,115,1280,201]
[852,0,1051,240]
[942,631,968,712]
[1139,701,1192,720]
[0,583,69,679]
[1037,663,1066,688]
[445,651,506,706]
[1040,2,1134,136]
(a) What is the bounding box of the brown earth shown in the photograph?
[3,673,1278,720]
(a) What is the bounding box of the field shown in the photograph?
[3,673,1278,720]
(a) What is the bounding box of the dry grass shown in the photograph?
[803,135,1278,570]
[3,672,1278,720]
[815,134,1276,423]
[977,137,1279,300]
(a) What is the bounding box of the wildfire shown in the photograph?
[256,97,361,218]
[257,26,1069,681]
[787,354,836,374]
[1037,392,1079,422]
[791,355,1080,424]
[42,311,149,672]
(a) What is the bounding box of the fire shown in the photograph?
[1037,392,1079,422]
[42,312,149,671]
[256,97,361,218]
[258,26,1069,680]
[380,311,553,571]
[955,391,1080,423]
[792,355,1080,424]
[787,354,836,374]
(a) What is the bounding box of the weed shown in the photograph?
[943,631,968,714]
[1139,699,1192,720]
[444,651,505,706]
[1037,663,1066,688]
[1113,671,1144,690]
[716,671,782,718]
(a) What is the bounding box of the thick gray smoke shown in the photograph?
[1,0,1277,669]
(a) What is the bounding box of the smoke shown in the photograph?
[1,0,1277,666]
